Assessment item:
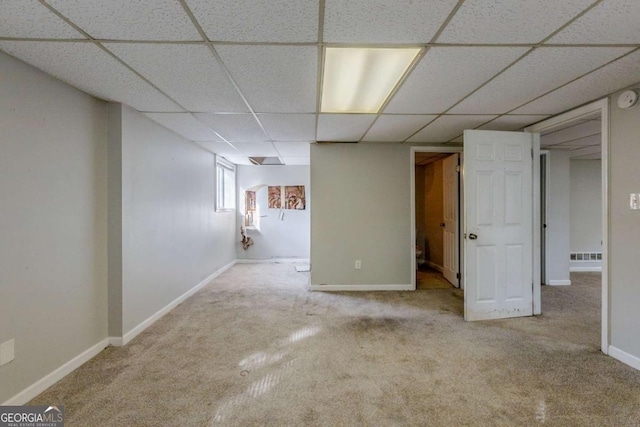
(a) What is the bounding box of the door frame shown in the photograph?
[525,98,609,354]
[410,146,464,291]
[539,150,550,286]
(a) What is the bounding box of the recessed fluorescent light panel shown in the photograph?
[321,47,421,114]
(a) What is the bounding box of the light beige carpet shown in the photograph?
[29,266,640,426]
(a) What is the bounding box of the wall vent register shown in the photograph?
[570,252,602,261]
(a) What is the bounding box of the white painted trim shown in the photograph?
[235,258,310,264]
[114,260,236,346]
[526,98,609,354]
[609,346,640,371]
[108,337,123,347]
[410,146,464,292]
[548,280,572,286]
[310,284,413,292]
[532,133,541,315]
[2,338,110,406]
[570,266,602,272]
[425,261,443,272]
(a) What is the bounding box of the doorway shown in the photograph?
[410,147,462,291]
[526,99,609,353]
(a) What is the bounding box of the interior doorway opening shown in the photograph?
[410,147,463,292]
[526,99,608,353]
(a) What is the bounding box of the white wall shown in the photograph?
[236,166,310,260]
[117,105,236,335]
[570,159,602,271]
[310,143,411,287]
[609,89,640,366]
[544,148,572,284]
[0,52,108,403]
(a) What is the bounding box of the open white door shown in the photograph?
[442,154,459,287]
[464,130,535,321]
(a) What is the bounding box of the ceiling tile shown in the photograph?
[550,1,640,44]
[362,115,436,142]
[232,141,279,157]
[46,0,200,40]
[572,152,601,160]
[550,134,601,148]
[195,114,268,142]
[324,0,458,43]
[385,47,528,114]
[258,114,316,141]
[0,41,181,111]
[282,157,310,166]
[513,50,640,115]
[222,155,253,165]
[0,0,84,39]
[144,113,221,142]
[540,120,601,146]
[437,0,594,43]
[196,141,242,157]
[106,43,247,113]
[568,145,601,158]
[478,115,551,131]
[274,142,311,157]
[317,114,377,141]
[215,45,317,113]
[450,47,632,114]
[407,115,497,143]
[185,0,318,43]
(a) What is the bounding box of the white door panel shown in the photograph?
[464,130,534,321]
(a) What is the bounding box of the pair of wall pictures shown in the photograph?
[268,185,305,210]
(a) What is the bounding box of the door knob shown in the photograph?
[469,233,478,240]
[440,223,445,227]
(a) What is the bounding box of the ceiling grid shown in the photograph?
[1,0,639,164]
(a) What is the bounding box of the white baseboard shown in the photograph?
[548,280,572,286]
[425,261,443,272]
[114,260,236,346]
[236,258,310,264]
[570,266,602,272]
[609,345,640,371]
[2,338,110,406]
[310,284,413,291]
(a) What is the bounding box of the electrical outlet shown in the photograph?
[630,193,640,210]
[0,339,15,366]
[355,260,361,270]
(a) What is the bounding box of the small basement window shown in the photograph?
[216,156,236,212]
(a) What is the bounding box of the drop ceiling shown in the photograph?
[1,0,639,166]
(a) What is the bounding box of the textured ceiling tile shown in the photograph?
[550,1,640,44]
[0,0,84,39]
[549,133,601,148]
[385,47,528,114]
[317,114,377,141]
[513,50,640,115]
[186,0,318,42]
[46,0,200,40]
[258,114,316,141]
[195,114,268,142]
[282,157,310,165]
[143,113,221,142]
[540,120,601,146]
[0,41,181,111]
[407,115,497,143]
[363,115,436,142]
[477,115,551,131]
[450,47,632,114]
[106,43,247,113]
[274,142,311,157]
[324,0,458,43]
[215,45,317,113]
[232,141,279,157]
[438,0,594,43]
[196,141,242,157]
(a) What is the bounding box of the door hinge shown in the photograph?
[455,165,461,172]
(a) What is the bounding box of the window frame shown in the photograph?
[215,156,236,212]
